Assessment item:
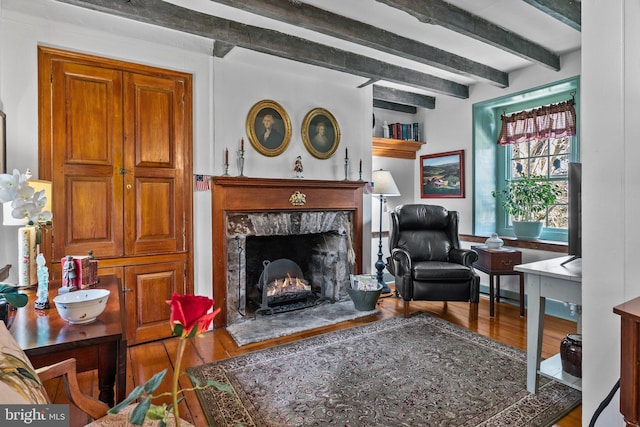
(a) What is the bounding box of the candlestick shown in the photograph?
[241,138,244,152]
[344,157,349,181]
[358,159,363,181]
[345,147,348,159]
[225,148,229,165]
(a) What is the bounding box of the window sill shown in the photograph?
[460,234,568,253]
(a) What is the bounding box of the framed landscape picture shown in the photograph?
[420,150,465,198]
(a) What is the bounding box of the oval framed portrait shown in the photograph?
[245,100,292,157]
[301,108,340,159]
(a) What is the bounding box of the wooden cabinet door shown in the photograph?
[123,73,186,256]
[49,60,125,260]
[124,259,185,345]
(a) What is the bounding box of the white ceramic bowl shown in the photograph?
[53,289,110,324]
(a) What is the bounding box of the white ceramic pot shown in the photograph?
[53,289,110,324]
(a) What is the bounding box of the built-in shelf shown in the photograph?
[372,137,425,159]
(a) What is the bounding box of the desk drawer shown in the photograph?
[474,248,522,272]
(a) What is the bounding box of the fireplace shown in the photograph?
[211,177,366,327]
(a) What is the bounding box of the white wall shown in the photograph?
[581,1,640,425]
[0,0,373,298]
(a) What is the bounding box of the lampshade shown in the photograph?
[2,179,52,226]
[371,169,400,197]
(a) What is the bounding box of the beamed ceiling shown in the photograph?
[53,0,581,111]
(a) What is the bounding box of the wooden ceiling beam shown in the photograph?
[376,0,561,71]
[521,0,581,31]
[55,0,468,98]
[208,0,509,88]
[373,100,417,114]
[373,85,435,110]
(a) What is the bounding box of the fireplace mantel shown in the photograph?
[211,177,367,327]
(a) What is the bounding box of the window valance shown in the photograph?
[497,100,576,145]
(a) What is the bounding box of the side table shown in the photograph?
[471,245,524,317]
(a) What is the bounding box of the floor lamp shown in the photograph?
[372,169,400,294]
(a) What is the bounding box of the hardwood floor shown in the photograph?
[48,292,582,426]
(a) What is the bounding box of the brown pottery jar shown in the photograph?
[560,333,582,378]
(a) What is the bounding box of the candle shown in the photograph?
[359,159,362,174]
[241,138,244,152]
[225,148,229,165]
[345,147,348,159]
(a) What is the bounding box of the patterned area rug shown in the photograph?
[189,313,581,427]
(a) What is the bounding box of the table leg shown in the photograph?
[496,275,501,302]
[489,274,495,317]
[518,273,525,317]
[97,342,117,406]
[527,292,545,393]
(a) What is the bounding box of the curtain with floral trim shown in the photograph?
[497,100,576,145]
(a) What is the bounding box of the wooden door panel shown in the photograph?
[124,73,185,256]
[62,176,119,255]
[125,260,185,345]
[50,60,124,260]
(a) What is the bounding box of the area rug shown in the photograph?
[225,300,379,346]
[189,313,581,427]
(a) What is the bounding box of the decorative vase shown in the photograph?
[512,221,543,240]
[560,333,582,377]
[485,233,504,249]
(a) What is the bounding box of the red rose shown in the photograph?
[166,293,220,338]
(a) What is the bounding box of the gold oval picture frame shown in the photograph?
[245,100,292,157]
[302,108,340,159]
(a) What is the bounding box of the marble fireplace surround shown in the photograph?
[211,177,366,328]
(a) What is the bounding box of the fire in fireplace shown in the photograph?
[253,258,317,315]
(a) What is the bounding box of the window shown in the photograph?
[472,77,580,242]
[501,136,572,238]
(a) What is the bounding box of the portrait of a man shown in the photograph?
[246,100,291,157]
[257,110,284,149]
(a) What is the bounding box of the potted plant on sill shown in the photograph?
[492,174,561,240]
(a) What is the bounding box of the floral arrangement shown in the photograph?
[109,293,231,426]
[0,169,52,224]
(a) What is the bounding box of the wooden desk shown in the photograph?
[472,245,524,317]
[614,296,640,427]
[10,275,126,406]
[515,256,581,393]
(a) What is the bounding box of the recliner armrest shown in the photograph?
[449,248,478,267]
[391,248,412,274]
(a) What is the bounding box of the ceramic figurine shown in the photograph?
[62,255,78,292]
[34,253,50,309]
[294,156,304,178]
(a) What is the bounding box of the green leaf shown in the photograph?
[108,385,145,414]
[145,404,167,420]
[143,369,167,394]
[129,397,152,425]
[172,324,184,337]
[3,293,28,308]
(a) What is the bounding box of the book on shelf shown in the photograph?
[386,122,421,141]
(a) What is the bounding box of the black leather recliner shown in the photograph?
[389,204,480,320]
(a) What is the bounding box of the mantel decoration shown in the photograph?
[492,174,561,240]
[301,107,340,159]
[0,169,52,288]
[420,150,465,198]
[109,293,230,426]
[245,100,291,157]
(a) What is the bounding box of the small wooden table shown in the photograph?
[614,296,640,427]
[471,245,524,317]
[10,274,126,406]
